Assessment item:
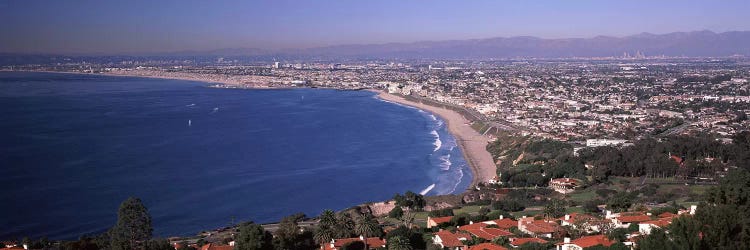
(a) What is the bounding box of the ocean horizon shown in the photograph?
[0,72,471,240]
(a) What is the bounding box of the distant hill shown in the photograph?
[292,30,750,59]
[3,30,750,59]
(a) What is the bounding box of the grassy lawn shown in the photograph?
[413,211,429,220]
[568,189,598,203]
[380,217,401,225]
[657,183,711,195]
[565,206,585,214]
[452,205,486,215]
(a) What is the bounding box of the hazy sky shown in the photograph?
[1,0,748,54]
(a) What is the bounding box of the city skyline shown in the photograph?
[1,0,749,54]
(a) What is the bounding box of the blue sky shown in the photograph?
[1,0,748,54]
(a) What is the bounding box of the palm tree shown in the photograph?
[313,227,334,246]
[319,210,337,228]
[315,210,338,245]
[335,213,355,238]
[354,214,380,249]
[387,236,412,250]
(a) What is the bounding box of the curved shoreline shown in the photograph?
[373,90,497,190]
[9,70,497,192]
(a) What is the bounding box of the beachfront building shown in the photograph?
[487,176,502,185]
[549,178,580,194]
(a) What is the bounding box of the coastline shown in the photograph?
[1,69,285,88]
[6,70,497,191]
[373,90,497,189]
[102,69,285,88]
[0,70,500,241]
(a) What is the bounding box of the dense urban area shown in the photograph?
[3,55,750,250]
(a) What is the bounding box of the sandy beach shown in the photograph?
[103,69,287,88]
[374,90,497,189]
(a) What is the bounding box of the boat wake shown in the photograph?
[420,183,436,195]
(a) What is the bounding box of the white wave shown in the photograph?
[448,168,464,194]
[375,98,420,111]
[374,97,436,117]
[186,103,196,107]
[420,183,436,196]
[429,114,437,121]
[430,130,442,152]
[439,154,452,170]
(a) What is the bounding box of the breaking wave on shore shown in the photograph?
[422,111,471,195]
[373,94,472,196]
[430,130,442,152]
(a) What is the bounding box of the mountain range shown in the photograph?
[4,31,750,59]
[217,30,750,59]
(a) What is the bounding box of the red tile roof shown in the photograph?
[467,243,508,250]
[618,215,651,223]
[435,231,471,248]
[641,218,672,228]
[520,219,559,234]
[429,216,454,224]
[559,213,597,224]
[199,243,233,250]
[510,237,548,246]
[658,212,677,218]
[323,237,386,250]
[567,235,614,248]
[491,218,518,229]
[461,225,513,240]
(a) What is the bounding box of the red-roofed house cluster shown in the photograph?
[425,204,698,250]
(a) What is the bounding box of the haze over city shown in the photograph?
[1,0,750,54]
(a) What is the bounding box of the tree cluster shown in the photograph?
[637,169,750,249]
[393,191,426,210]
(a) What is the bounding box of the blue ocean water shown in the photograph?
[0,72,471,240]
